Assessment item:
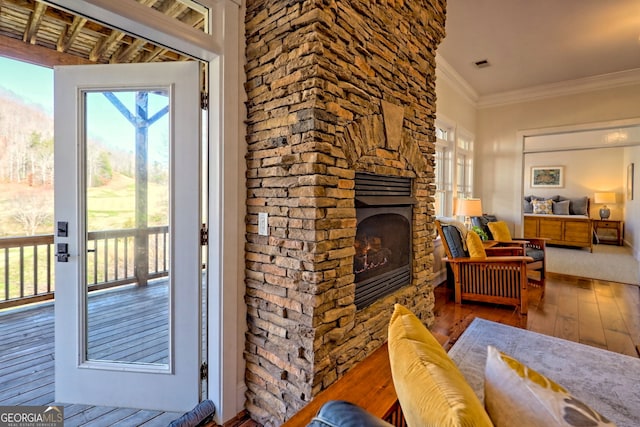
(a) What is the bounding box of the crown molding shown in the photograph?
[435,54,478,106]
[477,68,640,109]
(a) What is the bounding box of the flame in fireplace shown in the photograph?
[354,235,391,274]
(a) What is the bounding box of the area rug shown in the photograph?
[546,244,639,285]
[448,318,640,427]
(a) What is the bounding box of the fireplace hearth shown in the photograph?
[354,173,414,308]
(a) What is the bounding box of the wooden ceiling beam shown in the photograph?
[0,34,93,67]
[113,38,146,63]
[22,1,46,44]
[90,29,125,62]
[57,15,88,53]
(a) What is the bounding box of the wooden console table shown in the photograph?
[593,219,624,246]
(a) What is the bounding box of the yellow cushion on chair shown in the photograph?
[388,304,493,427]
[488,221,512,241]
[466,230,487,257]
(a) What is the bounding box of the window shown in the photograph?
[434,121,453,217]
[434,120,475,217]
[456,128,474,199]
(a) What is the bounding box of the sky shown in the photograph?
[0,56,169,163]
[0,56,53,113]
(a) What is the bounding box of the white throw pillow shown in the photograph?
[484,345,616,427]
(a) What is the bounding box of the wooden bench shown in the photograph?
[282,331,448,426]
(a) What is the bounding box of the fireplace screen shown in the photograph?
[354,213,410,281]
[354,206,411,309]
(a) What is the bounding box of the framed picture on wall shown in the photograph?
[628,163,634,201]
[531,166,564,188]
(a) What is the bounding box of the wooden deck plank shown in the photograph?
[0,281,183,426]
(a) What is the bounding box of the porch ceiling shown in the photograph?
[0,0,200,66]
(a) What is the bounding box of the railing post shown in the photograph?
[135,228,149,287]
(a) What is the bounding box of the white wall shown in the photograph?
[435,72,477,134]
[474,83,640,257]
[523,148,625,220]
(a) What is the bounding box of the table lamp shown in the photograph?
[594,192,616,220]
[454,198,483,229]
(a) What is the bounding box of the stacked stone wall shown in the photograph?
[244,0,446,424]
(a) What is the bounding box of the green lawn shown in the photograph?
[0,173,168,301]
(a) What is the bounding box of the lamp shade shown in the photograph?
[594,192,616,205]
[455,198,483,217]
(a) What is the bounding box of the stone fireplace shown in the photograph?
[244,0,446,425]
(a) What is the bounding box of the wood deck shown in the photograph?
[0,281,183,426]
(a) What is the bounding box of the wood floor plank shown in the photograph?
[578,300,607,348]
[603,328,638,357]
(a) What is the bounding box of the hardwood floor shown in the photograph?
[227,273,640,427]
[431,273,640,357]
[2,274,637,427]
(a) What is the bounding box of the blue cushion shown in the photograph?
[526,248,544,262]
[307,401,393,427]
[442,225,467,258]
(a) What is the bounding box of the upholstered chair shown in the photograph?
[472,215,546,290]
[436,218,533,314]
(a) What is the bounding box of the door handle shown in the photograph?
[57,243,69,262]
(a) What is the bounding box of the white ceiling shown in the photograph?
[437,0,640,98]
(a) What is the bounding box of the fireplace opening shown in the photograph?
[354,173,414,309]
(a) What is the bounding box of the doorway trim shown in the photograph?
[516,116,640,236]
[46,0,244,422]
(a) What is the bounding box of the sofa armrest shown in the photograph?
[307,401,394,427]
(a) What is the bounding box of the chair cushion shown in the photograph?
[488,221,513,241]
[525,247,544,262]
[388,304,493,427]
[485,345,615,427]
[441,224,467,258]
[467,230,486,258]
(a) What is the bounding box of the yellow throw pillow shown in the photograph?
[485,345,616,427]
[388,304,493,427]
[487,221,512,242]
[466,230,486,258]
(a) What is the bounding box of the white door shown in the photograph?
[54,61,202,412]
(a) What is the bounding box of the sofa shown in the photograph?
[523,195,592,251]
[308,304,638,426]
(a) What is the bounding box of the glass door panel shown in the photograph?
[84,89,170,365]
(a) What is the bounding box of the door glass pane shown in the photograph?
[84,89,170,366]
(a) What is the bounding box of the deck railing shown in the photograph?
[0,226,169,309]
